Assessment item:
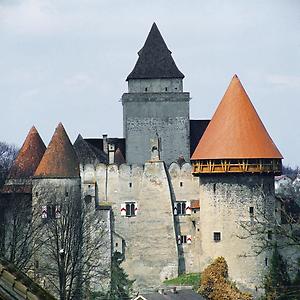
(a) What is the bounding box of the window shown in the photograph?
[213,232,221,242]
[180,235,187,244]
[180,181,183,187]
[145,87,148,92]
[47,205,56,219]
[129,182,132,188]
[213,183,216,193]
[42,205,60,220]
[165,87,168,91]
[126,202,136,217]
[265,257,268,266]
[176,201,186,215]
[249,207,254,216]
[65,191,69,197]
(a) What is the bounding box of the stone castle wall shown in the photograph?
[80,161,201,291]
[122,91,190,166]
[198,174,276,295]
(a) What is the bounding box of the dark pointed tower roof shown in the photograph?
[8,126,46,179]
[126,23,184,80]
[34,123,79,178]
[191,75,283,160]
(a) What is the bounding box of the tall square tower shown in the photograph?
[122,23,190,165]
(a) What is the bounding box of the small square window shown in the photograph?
[213,232,221,242]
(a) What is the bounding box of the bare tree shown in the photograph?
[37,194,110,300]
[0,141,18,187]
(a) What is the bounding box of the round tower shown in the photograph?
[191,75,283,294]
[32,123,81,293]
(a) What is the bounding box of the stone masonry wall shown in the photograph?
[198,174,276,296]
[80,161,202,291]
[122,91,190,166]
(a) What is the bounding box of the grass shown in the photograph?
[164,273,201,290]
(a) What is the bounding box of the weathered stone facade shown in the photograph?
[122,90,190,166]
[197,174,276,295]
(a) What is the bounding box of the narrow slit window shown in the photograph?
[249,207,254,216]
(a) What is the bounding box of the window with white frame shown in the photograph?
[126,202,136,217]
[176,201,186,215]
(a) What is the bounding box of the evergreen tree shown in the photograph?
[106,251,134,300]
[264,244,291,300]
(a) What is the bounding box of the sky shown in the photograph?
[0,0,299,167]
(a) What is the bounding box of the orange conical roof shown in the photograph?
[191,75,283,160]
[8,126,46,179]
[34,123,79,178]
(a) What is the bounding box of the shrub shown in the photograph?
[198,257,253,300]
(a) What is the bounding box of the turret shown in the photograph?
[191,75,282,295]
[122,23,190,165]
[2,126,46,193]
[191,74,282,175]
[32,123,81,295]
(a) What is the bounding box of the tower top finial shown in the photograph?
[126,23,184,81]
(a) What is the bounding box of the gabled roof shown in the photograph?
[34,123,79,178]
[8,126,46,179]
[191,75,283,160]
[74,134,107,165]
[126,23,184,80]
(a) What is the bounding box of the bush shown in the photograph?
[198,257,252,300]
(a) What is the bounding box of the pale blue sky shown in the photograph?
[0,0,299,167]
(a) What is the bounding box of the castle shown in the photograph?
[1,23,284,296]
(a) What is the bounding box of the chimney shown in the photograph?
[103,134,108,154]
[108,143,115,164]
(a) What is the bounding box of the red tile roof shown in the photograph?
[191,75,283,160]
[8,126,46,179]
[34,123,79,178]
